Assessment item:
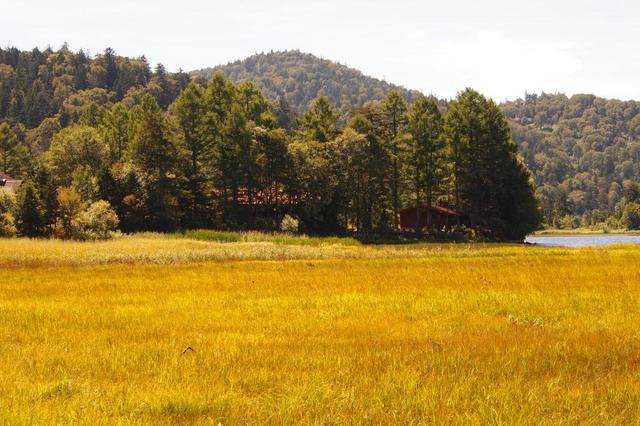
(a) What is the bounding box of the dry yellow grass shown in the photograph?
[0,236,639,424]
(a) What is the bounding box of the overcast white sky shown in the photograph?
[2,0,639,101]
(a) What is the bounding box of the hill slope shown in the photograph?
[502,93,640,226]
[191,50,423,113]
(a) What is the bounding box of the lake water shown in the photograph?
[525,234,640,247]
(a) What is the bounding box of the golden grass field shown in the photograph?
[1,235,639,424]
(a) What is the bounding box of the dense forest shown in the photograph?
[0,44,190,142]
[6,45,640,235]
[0,46,541,240]
[502,94,640,228]
[194,52,640,230]
[192,51,424,114]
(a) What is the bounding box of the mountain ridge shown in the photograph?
[192,50,640,107]
[191,50,424,113]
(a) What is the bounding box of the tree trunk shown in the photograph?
[393,154,398,231]
[191,150,198,225]
[426,186,433,230]
[454,150,461,227]
[415,167,421,234]
[426,150,434,230]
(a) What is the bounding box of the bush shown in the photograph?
[605,216,622,230]
[560,215,579,229]
[56,187,119,240]
[56,187,86,238]
[0,191,14,213]
[70,200,119,240]
[622,202,640,230]
[0,191,16,237]
[280,215,299,233]
[0,212,16,237]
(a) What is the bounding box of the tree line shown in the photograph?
[0,45,190,131]
[2,45,640,232]
[0,67,540,240]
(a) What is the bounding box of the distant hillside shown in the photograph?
[0,45,189,131]
[502,93,640,226]
[191,50,423,113]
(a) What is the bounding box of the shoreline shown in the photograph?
[534,229,640,236]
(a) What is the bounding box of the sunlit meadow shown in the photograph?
[1,234,639,424]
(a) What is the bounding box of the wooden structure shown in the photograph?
[0,173,21,192]
[399,205,470,232]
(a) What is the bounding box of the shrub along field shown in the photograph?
[0,235,639,424]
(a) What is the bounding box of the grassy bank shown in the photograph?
[0,236,639,423]
[0,233,545,268]
[171,229,362,246]
[535,227,640,236]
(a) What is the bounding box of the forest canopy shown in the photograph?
[14,45,640,238]
[191,50,424,115]
[196,52,640,230]
[502,93,640,228]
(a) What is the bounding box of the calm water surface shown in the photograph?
[525,234,640,247]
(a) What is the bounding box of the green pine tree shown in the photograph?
[15,180,44,237]
[128,94,180,231]
[407,97,445,231]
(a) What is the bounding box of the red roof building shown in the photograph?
[0,173,21,192]
[399,205,470,232]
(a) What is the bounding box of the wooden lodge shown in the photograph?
[399,205,470,232]
[0,173,21,192]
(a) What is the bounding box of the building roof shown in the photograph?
[212,187,298,205]
[0,173,22,192]
[399,204,465,216]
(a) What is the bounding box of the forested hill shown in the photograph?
[191,50,423,113]
[502,94,640,227]
[1,45,640,229]
[0,45,190,145]
[194,50,640,226]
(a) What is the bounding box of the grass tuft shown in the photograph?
[38,381,76,400]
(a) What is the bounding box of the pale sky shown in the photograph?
[2,0,639,101]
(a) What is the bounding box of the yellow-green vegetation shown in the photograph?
[536,227,640,236]
[1,235,639,424]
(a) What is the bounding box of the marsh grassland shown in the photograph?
[1,235,639,424]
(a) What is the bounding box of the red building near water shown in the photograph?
[399,205,470,232]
